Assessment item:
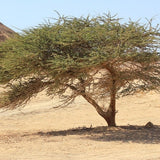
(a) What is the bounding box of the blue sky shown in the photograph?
[1,0,160,32]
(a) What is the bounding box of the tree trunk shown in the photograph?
[103,75,116,126]
[67,83,116,126]
[103,103,116,126]
[82,92,116,127]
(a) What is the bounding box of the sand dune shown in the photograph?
[0,90,160,160]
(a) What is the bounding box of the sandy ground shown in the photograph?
[0,90,160,160]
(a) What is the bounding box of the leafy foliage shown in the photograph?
[0,13,160,115]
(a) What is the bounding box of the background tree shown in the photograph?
[0,13,160,126]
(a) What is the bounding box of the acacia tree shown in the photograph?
[0,14,160,126]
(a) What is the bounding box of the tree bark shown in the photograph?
[102,65,117,126]
[82,92,116,127]
[105,78,116,126]
[104,97,116,126]
[67,83,116,126]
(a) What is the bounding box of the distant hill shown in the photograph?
[0,22,16,43]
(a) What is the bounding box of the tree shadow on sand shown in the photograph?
[37,124,160,144]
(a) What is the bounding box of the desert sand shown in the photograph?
[0,89,160,160]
